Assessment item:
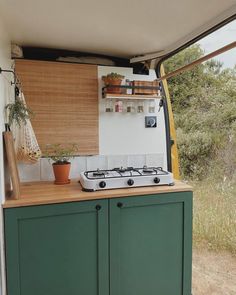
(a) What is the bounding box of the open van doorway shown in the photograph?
[162,19,236,295]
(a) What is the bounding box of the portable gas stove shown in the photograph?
[80,166,174,191]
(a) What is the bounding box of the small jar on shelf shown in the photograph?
[105,99,114,112]
[137,100,144,113]
[126,100,135,113]
[148,100,156,113]
[115,100,123,113]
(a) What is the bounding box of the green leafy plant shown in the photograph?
[163,44,236,180]
[44,143,79,164]
[102,72,124,82]
[5,97,33,126]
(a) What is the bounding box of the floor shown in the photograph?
[192,249,236,295]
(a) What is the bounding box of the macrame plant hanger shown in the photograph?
[0,66,42,164]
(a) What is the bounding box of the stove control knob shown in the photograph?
[154,177,160,184]
[99,181,106,188]
[127,179,134,186]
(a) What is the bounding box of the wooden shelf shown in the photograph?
[104,93,162,100]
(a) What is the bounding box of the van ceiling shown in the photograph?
[0,0,235,60]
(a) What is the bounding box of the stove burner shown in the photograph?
[93,169,107,177]
[142,165,164,174]
[113,167,133,173]
[142,165,155,173]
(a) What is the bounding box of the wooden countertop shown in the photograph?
[3,180,192,208]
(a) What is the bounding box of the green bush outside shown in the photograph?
[164,45,236,181]
[163,45,236,253]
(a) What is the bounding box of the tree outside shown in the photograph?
[163,44,236,294]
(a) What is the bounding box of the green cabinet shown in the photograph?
[4,200,109,295]
[4,192,192,295]
[110,192,192,295]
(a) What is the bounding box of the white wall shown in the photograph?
[98,66,167,167]
[0,16,11,295]
[0,23,12,203]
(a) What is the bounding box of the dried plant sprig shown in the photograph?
[5,97,33,126]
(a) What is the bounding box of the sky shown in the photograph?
[197,20,236,69]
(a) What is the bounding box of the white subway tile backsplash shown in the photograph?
[86,156,108,171]
[107,155,128,169]
[40,158,54,181]
[145,153,164,168]
[18,162,40,182]
[19,154,165,182]
[69,158,79,179]
[77,157,87,172]
[70,157,87,179]
[128,154,146,168]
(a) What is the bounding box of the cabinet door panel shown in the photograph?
[110,192,192,295]
[4,200,109,295]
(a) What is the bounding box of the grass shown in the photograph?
[191,179,236,255]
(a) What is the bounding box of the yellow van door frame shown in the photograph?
[160,65,180,179]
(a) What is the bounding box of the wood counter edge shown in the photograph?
[3,179,193,208]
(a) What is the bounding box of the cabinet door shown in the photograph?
[4,200,109,295]
[110,192,192,295]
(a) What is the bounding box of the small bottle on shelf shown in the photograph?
[105,99,114,112]
[126,100,135,113]
[137,100,144,113]
[148,100,156,113]
[125,79,133,95]
[115,100,123,113]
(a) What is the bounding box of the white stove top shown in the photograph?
[80,166,174,191]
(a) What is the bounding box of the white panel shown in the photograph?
[0,0,235,57]
[0,27,12,203]
[130,5,236,62]
[0,16,11,295]
[98,66,167,169]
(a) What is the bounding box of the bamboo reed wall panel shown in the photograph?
[15,60,99,155]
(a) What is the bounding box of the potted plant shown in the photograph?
[102,72,124,94]
[44,143,79,185]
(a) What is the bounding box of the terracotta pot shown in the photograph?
[52,162,71,185]
[103,78,123,94]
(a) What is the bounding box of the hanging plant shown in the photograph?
[5,97,33,126]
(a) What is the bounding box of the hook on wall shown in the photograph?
[0,67,22,103]
[0,67,17,85]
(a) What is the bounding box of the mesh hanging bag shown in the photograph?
[13,92,41,164]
